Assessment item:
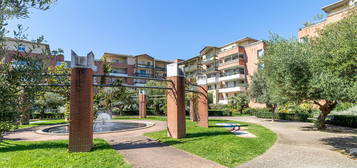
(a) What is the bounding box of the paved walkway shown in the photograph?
[5,120,225,168]
[214,116,357,168]
[5,117,357,168]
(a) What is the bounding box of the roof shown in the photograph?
[220,37,258,48]
[102,52,134,58]
[135,54,154,60]
[241,40,265,47]
[4,37,50,47]
[199,37,259,55]
[322,0,349,13]
[155,58,175,63]
[199,46,219,55]
[183,55,200,63]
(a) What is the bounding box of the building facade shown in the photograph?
[298,0,356,40]
[101,53,175,86]
[181,37,265,106]
[0,37,64,67]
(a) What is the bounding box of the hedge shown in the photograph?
[252,112,311,122]
[328,115,357,128]
[31,112,64,119]
[208,110,232,116]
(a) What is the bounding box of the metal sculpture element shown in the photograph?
[71,50,96,70]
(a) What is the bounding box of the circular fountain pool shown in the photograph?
[39,121,152,134]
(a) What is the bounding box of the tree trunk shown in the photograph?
[272,104,278,122]
[189,99,198,121]
[155,104,161,115]
[40,108,45,120]
[19,92,31,125]
[267,104,277,122]
[315,100,337,130]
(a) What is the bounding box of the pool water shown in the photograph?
[42,122,148,133]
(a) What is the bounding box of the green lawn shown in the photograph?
[18,119,67,129]
[145,119,277,168]
[0,139,131,168]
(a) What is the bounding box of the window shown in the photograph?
[257,49,264,58]
[17,45,26,52]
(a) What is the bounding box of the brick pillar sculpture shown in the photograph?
[139,91,147,118]
[166,63,186,139]
[197,85,208,128]
[69,51,95,152]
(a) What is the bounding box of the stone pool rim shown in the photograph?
[35,120,155,135]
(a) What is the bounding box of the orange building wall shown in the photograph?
[244,41,267,108]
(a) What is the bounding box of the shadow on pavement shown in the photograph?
[320,136,357,158]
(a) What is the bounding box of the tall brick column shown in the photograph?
[139,92,147,118]
[197,85,208,128]
[166,63,186,139]
[69,51,95,152]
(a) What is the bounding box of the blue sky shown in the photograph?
[6,0,337,61]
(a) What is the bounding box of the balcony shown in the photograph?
[202,57,215,64]
[134,79,147,86]
[218,99,228,104]
[219,59,240,66]
[109,73,128,77]
[219,74,243,82]
[136,64,154,69]
[135,73,153,78]
[207,77,218,84]
[155,66,166,71]
[218,86,244,93]
[184,65,198,72]
[204,67,218,73]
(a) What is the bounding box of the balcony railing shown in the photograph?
[219,74,243,82]
[184,65,198,72]
[109,72,128,77]
[202,57,215,63]
[135,73,153,77]
[155,66,166,71]
[204,67,218,73]
[136,64,154,69]
[218,86,244,93]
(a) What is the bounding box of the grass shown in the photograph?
[0,139,131,168]
[18,119,67,129]
[145,119,277,168]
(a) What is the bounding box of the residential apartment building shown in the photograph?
[298,0,356,40]
[182,37,265,106]
[101,53,175,86]
[0,37,64,67]
[181,56,201,80]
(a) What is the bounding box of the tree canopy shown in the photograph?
[261,10,357,129]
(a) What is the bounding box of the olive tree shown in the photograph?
[0,0,57,138]
[144,80,167,115]
[248,70,281,121]
[262,10,356,129]
[228,94,249,115]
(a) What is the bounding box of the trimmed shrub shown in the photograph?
[253,112,273,119]
[208,110,232,116]
[328,115,357,128]
[334,103,356,112]
[0,122,17,140]
[277,113,311,122]
[31,112,64,119]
